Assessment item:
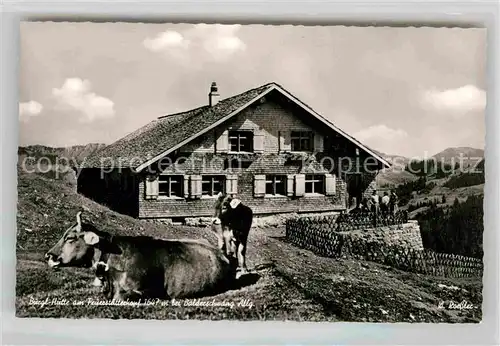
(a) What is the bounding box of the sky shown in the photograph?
[19,22,486,158]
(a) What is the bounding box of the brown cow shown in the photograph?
[45,212,237,300]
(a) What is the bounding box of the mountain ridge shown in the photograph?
[431,147,484,163]
[373,146,484,163]
[18,143,107,164]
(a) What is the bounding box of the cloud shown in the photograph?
[192,24,246,60]
[52,78,115,122]
[420,85,486,114]
[143,30,190,52]
[19,100,43,121]
[354,125,409,154]
[144,24,246,62]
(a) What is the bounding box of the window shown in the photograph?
[202,175,225,196]
[305,174,324,194]
[158,175,183,197]
[265,175,286,196]
[229,131,253,152]
[291,131,314,151]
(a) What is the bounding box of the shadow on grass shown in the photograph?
[218,262,276,294]
[233,272,261,290]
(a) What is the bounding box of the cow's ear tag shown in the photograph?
[83,231,100,245]
[230,199,241,209]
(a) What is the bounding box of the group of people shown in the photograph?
[359,190,399,216]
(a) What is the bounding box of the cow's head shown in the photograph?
[44,211,103,269]
[215,192,241,219]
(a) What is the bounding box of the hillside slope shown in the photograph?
[18,143,106,164]
[376,169,419,188]
[16,170,482,322]
[374,147,484,189]
[370,151,418,188]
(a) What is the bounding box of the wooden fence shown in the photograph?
[286,217,483,278]
[336,210,409,231]
[286,211,409,233]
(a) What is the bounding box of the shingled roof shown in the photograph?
[83,82,391,171]
[83,83,273,169]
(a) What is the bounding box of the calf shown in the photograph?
[212,193,253,276]
[45,212,237,300]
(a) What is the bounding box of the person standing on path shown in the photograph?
[381,191,390,216]
[370,190,380,214]
[390,191,399,215]
[370,190,380,227]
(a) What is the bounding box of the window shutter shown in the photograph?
[254,174,266,198]
[254,130,265,153]
[282,132,291,152]
[314,134,324,152]
[294,174,305,197]
[287,175,295,197]
[216,130,229,153]
[183,175,190,198]
[225,175,238,195]
[190,175,202,199]
[325,173,336,196]
[145,175,159,200]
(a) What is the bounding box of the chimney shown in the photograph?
[208,81,220,106]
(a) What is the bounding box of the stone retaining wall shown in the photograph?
[285,216,482,278]
[336,220,423,251]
